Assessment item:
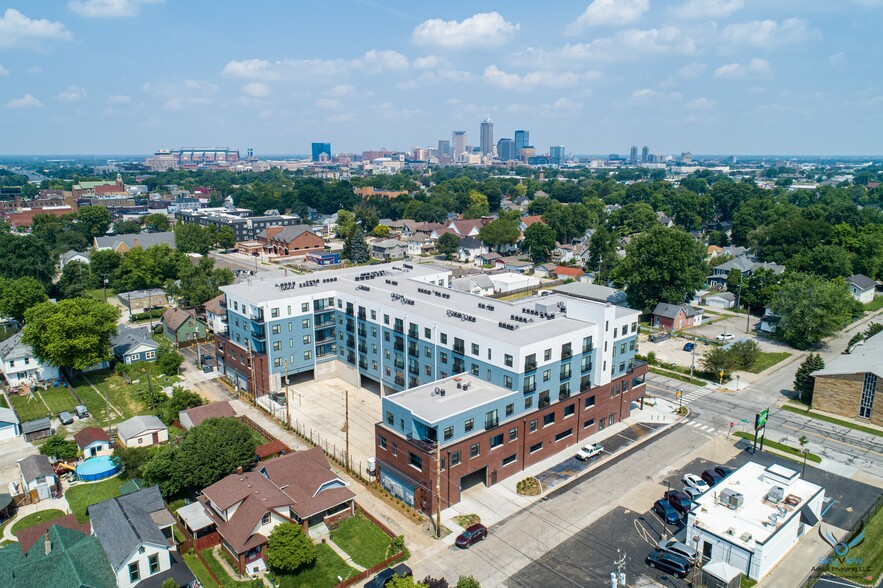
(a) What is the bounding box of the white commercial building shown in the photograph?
[686,462,824,581]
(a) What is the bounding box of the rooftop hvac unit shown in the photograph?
[767,486,785,504]
[740,532,752,543]
[725,527,736,536]
[719,489,744,510]
[768,513,779,525]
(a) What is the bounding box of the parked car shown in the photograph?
[646,551,691,578]
[74,405,89,419]
[657,538,698,566]
[701,469,725,487]
[682,474,710,494]
[665,490,693,515]
[58,411,74,425]
[715,465,736,478]
[683,486,703,500]
[455,523,488,549]
[653,499,680,524]
[576,443,604,461]
[372,563,413,587]
[683,342,696,352]
[716,332,735,341]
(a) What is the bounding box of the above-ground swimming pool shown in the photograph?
[76,455,120,481]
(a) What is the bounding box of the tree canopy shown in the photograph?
[436,232,460,260]
[521,222,556,263]
[266,522,317,573]
[0,277,49,324]
[769,273,861,349]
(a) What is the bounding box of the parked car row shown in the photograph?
[647,538,698,579]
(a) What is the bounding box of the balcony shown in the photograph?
[484,418,499,431]
[523,382,536,394]
[538,397,550,409]
[559,390,571,401]
[357,327,367,337]
[581,362,593,374]
[408,327,419,339]
[406,433,437,453]
[524,360,537,372]
[315,318,335,329]
[394,341,405,352]
[582,345,593,354]
[453,343,465,355]
[408,345,419,357]
[561,349,572,360]
[358,343,367,354]
[393,323,404,334]
[250,324,266,340]
[358,310,367,320]
[560,370,572,381]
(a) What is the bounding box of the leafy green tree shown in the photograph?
[336,210,357,239]
[421,576,449,588]
[770,274,861,349]
[608,202,658,236]
[729,340,760,370]
[478,217,521,250]
[787,245,853,279]
[215,225,237,251]
[176,417,259,490]
[76,206,112,238]
[702,346,736,377]
[794,353,825,404]
[587,226,619,281]
[522,222,556,263]
[114,220,142,235]
[155,385,204,426]
[156,347,183,376]
[455,576,481,588]
[611,226,707,313]
[707,230,729,247]
[143,213,171,232]
[162,579,179,588]
[39,435,78,460]
[173,223,215,255]
[387,577,426,588]
[142,444,184,496]
[436,232,460,260]
[462,190,490,219]
[354,205,380,232]
[0,234,56,286]
[741,267,782,314]
[22,298,120,378]
[113,245,188,292]
[344,226,370,263]
[112,446,153,480]
[89,249,122,283]
[266,522,317,573]
[56,261,98,299]
[373,225,391,238]
[0,277,48,324]
[166,257,234,307]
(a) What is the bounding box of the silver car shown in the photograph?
[657,538,697,566]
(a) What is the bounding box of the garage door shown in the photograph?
[0,424,18,440]
[460,467,487,493]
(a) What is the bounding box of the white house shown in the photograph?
[74,427,112,458]
[203,294,228,334]
[0,331,61,386]
[59,250,90,270]
[116,415,168,448]
[17,455,58,502]
[0,407,20,440]
[705,291,737,309]
[686,462,824,582]
[845,274,876,304]
[457,236,489,263]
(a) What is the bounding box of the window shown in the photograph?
[273,358,281,367]
[487,349,492,360]
[128,563,140,583]
[560,364,571,380]
[581,356,592,373]
[544,349,552,361]
[425,365,432,376]
[145,351,155,360]
[621,343,627,354]
[554,428,573,442]
[289,338,294,348]
[392,443,397,456]
[509,427,518,441]
[469,443,480,458]
[584,418,595,429]
[302,319,311,328]
[585,395,596,408]
[450,451,461,466]
[424,327,431,338]
[371,310,377,320]
[564,404,575,418]
[505,403,514,417]
[440,333,448,344]
[471,363,479,376]
[384,332,390,342]
[443,426,453,441]
[504,354,513,367]
[524,396,533,409]
[472,343,479,355]
[386,411,394,425]
[502,454,517,466]
[273,341,281,351]
[440,352,448,364]
[613,327,617,338]
[582,336,593,352]
[543,369,551,382]
[303,335,312,344]
[503,375,513,389]
[629,340,635,350]
[485,409,499,429]
[632,321,638,333]
[301,303,310,312]
[378,435,387,449]
[148,553,159,575]
[271,324,281,334]
[619,362,626,373]
[409,453,423,470]
[529,419,538,432]
[372,327,377,337]
[384,314,389,325]
[271,308,279,318]
[262,512,271,525]
[530,442,543,454]
[464,418,474,432]
[490,434,504,449]
[543,413,555,426]
[304,350,312,360]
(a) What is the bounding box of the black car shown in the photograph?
[664,490,692,515]
[646,551,691,578]
[715,465,736,479]
[455,523,488,548]
[371,563,413,587]
[653,499,680,524]
[701,469,725,487]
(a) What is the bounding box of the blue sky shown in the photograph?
[0,0,881,156]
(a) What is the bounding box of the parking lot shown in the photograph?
[179,341,215,368]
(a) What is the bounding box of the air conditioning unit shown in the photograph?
[719,489,744,510]
[767,486,785,504]
[740,532,752,543]
[725,527,736,536]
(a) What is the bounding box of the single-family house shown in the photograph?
[383,219,417,238]
[533,263,557,279]
[116,416,168,448]
[404,234,432,256]
[845,274,876,304]
[14,514,91,555]
[704,291,737,309]
[203,294,227,334]
[111,326,159,365]
[256,225,324,257]
[17,455,58,502]
[496,256,533,274]
[457,236,488,262]
[21,418,52,442]
[447,218,489,237]
[652,303,704,331]
[518,215,544,232]
[74,427,111,458]
[707,254,785,288]
[553,266,585,280]
[0,331,61,386]
[119,289,168,313]
[90,486,193,588]
[60,250,90,270]
[93,232,176,253]
[450,274,495,296]
[178,401,236,430]
[161,308,207,347]
[656,211,674,227]
[0,407,20,440]
[475,252,502,266]
[552,244,576,264]
[371,239,406,261]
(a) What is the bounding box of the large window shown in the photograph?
[490,434,504,449]
[502,454,517,466]
[465,418,474,432]
[444,426,453,440]
[450,451,461,466]
[148,553,159,575]
[409,453,423,470]
[469,443,480,458]
[860,373,877,419]
[554,428,573,442]
[529,442,543,454]
[543,413,555,427]
[128,563,140,583]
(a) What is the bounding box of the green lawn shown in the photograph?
[833,502,883,585]
[65,476,125,523]
[9,387,78,422]
[0,394,7,409]
[183,552,220,588]
[746,351,792,374]
[275,544,358,588]
[199,548,254,587]
[648,366,708,386]
[733,431,822,463]
[781,404,883,438]
[865,296,883,312]
[330,514,393,568]
[11,509,66,535]
[73,366,174,425]
[84,288,116,302]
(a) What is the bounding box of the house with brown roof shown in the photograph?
[161,308,207,347]
[447,218,490,237]
[256,225,324,257]
[553,266,585,280]
[73,427,111,458]
[179,401,236,430]
[203,294,227,334]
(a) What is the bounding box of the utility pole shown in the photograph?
[344,389,350,473]
[690,345,696,383]
[101,274,110,303]
[147,372,153,410]
[246,338,256,405]
[196,337,201,369]
[435,444,442,539]
[284,360,290,428]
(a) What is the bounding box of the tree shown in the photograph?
[0,234,55,287]
[155,385,204,426]
[702,346,736,377]
[436,232,461,260]
[729,340,760,370]
[0,277,48,324]
[156,347,183,376]
[741,267,782,314]
[39,435,78,460]
[344,226,370,263]
[142,444,184,496]
[266,522,317,573]
[373,224,391,238]
[336,209,357,239]
[770,273,861,349]
[478,217,521,250]
[112,446,153,480]
[610,226,707,313]
[521,222,556,263]
[162,580,179,588]
[166,256,234,307]
[215,225,237,251]
[587,226,619,281]
[114,220,142,235]
[22,298,120,377]
[462,190,490,219]
[143,213,171,233]
[787,244,853,279]
[422,577,450,588]
[174,223,215,255]
[89,249,122,283]
[455,576,481,588]
[56,260,98,299]
[387,578,426,588]
[76,206,112,238]
[176,417,259,490]
[354,205,380,232]
[794,353,825,404]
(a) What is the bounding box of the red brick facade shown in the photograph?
[257,226,324,257]
[215,334,271,399]
[375,365,647,514]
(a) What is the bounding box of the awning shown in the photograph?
[800,504,820,526]
[177,501,214,531]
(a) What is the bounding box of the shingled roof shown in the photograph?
[162,307,197,332]
[73,427,110,450]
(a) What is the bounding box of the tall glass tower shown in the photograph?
[480,116,494,156]
[514,130,529,160]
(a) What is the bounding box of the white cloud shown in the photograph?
[328,112,354,124]
[223,49,410,83]
[315,97,343,110]
[359,49,409,73]
[629,88,682,103]
[828,52,846,67]
[241,82,271,98]
[483,65,600,90]
[411,12,519,49]
[163,97,211,112]
[0,8,73,49]
[55,86,87,102]
[144,79,219,95]
[678,62,706,78]
[671,0,743,20]
[326,84,355,97]
[68,0,162,18]
[0,64,8,76]
[551,97,583,110]
[715,57,771,78]
[567,0,649,34]
[5,94,42,109]
[397,68,474,89]
[107,94,132,104]
[412,55,449,69]
[521,27,696,64]
[721,18,819,48]
[686,97,716,110]
[508,97,583,117]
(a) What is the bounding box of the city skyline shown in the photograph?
[0,1,881,155]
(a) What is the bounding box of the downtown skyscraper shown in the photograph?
[480,116,494,156]
[514,130,529,161]
[452,131,467,160]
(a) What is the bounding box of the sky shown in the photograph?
[0,0,881,156]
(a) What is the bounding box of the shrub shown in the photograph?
[516,477,542,496]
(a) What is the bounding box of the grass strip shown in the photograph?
[733,431,822,463]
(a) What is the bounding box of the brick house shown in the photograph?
[811,331,882,425]
[256,225,324,257]
[162,308,208,347]
[651,303,703,331]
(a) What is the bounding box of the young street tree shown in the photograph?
[793,353,825,404]
[22,298,120,379]
[770,273,861,349]
[266,522,317,573]
[344,226,370,263]
[436,232,460,260]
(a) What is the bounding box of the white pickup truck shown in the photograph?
[576,443,604,461]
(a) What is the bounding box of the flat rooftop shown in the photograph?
[690,462,824,548]
[386,374,515,424]
[221,263,640,347]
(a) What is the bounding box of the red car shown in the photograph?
[455,523,488,548]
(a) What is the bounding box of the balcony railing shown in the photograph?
[358,343,367,354]
[453,343,465,355]
[358,327,367,337]
[523,382,537,394]
[484,418,499,430]
[393,323,404,334]
[582,345,593,354]
[394,375,405,386]
[524,360,537,371]
[408,328,419,339]
[409,364,420,375]
[394,342,404,352]
[561,349,572,360]
[538,397,550,409]
[559,390,571,401]
[358,311,367,320]
[408,346,419,357]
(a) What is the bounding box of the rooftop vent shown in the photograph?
[740,532,752,543]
